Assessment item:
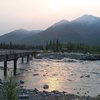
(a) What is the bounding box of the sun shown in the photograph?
[50,0,62,11]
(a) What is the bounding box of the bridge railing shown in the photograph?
[0,49,34,55]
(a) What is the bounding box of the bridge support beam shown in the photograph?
[4,61,7,76]
[27,55,29,62]
[22,57,24,63]
[13,59,17,76]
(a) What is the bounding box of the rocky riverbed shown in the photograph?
[36,52,100,60]
[0,79,100,100]
[16,88,100,100]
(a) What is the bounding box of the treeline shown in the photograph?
[45,40,62,51]
[61,43,100,53]
[0,42,43,50]
[0,41,100,54]
[45,40,100,54]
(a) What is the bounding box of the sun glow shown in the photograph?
[50,0,62,11]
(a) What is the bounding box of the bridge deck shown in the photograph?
[0,49,37,76]
[0,49,36,62]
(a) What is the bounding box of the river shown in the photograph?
[0,57,100,96]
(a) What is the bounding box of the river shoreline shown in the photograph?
[0,87,100,100]
[0,79,100,100]
[36,52,100,60]
[18,88,100,100]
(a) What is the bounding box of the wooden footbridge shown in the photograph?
[0,49,37,76]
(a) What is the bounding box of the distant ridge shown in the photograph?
[72,14,100,24]
[52,19,69,26]
[0,29,42,44]
[0,14,100,46]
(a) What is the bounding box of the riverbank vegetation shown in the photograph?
[45,40,100,54]
[0,40,100,54]
[3,74,18,100]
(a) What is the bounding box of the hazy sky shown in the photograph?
[0,0,100,35]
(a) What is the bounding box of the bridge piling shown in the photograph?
[4,61,7,76]
[22,57,24,63]
[13,59,17,76]
[27,55,29,62]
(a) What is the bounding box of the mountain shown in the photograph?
[30,14,100,45]
[29,20,82,45]
[70,15,100,45]
[72,15,100,24]
[0,14,100,46]
[0,29,42,44]
[52,19,69,27]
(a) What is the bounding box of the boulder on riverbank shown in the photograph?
[43,84,49,89]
